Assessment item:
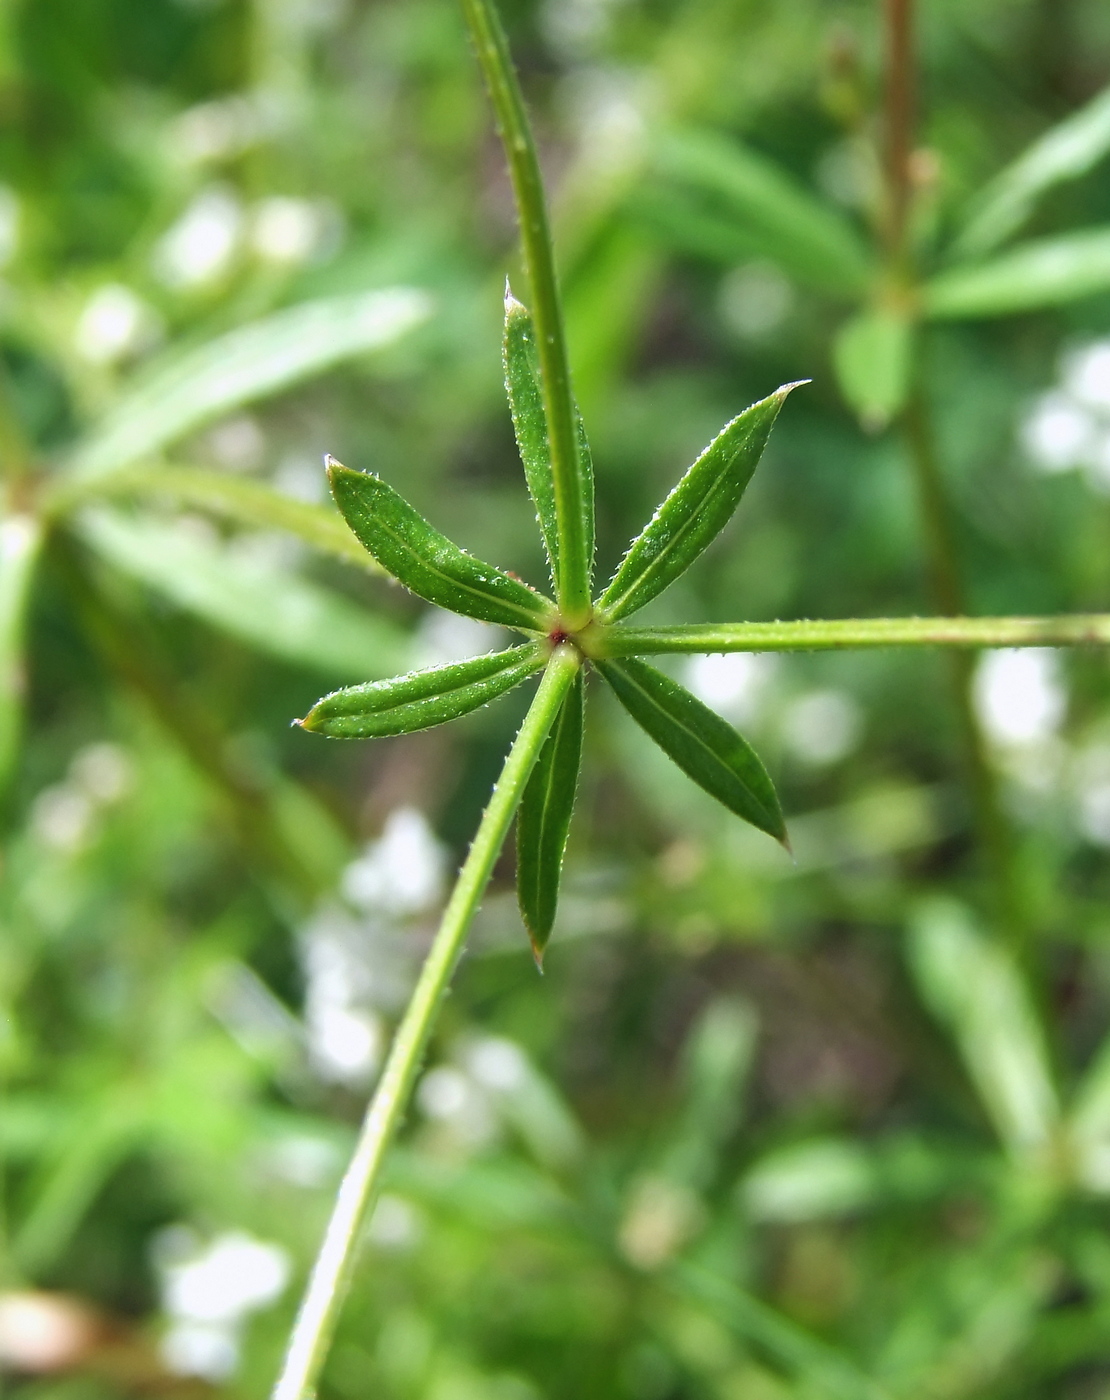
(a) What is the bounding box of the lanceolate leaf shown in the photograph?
[299,643,544,738]
[654,128,873,295]
[516,670,584,964]
[597,385,800,623]
[596,657,785,843]
[953,83,1110,261]
[924,228,1110,319]
[67,288,433,484]
[82,465,384,574]
[328,460,555,632]
[80,507,409,680]
[503,289,594,589]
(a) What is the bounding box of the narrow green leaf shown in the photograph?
[908,899,1058,1158]
[75,464,384,574]
[924,228,1110,319]
[503,290,595,589]
[953,84,1110,261]
[653,128,873,295]
[596,384,800,623]
[79,507,410,679]
[299,643,544,738]
[832,309,913,430]
[327,459,555,632]
[0,513,43,789]
[516,670,584,964]
[596,657,785,843]
[66,288,432,484]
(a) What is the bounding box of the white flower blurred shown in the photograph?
[1021,340,1110,492]
[154,187,243,289]
[154,1227,289,1382]
[250,196,332,266]
[1074,744,1110,847]
[74,284,160,364]
[719,262,795,342]
[683,651,778,724]
[413,607,503,667]
[782,688,863,766]
[207,414,265,472]
[169,95,266,166]
[300,808,448,1085]
[30,742,134,853]
[973,649,1066,747]
[0,186,20,268]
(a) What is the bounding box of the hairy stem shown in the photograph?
[272,645,581,1400]
[460,0,592,626]
[598,615,1110,655]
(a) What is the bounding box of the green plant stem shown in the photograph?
[882,0,914,263]
[597,614,1110,655]
[0,513,43,794]
[272,644,581,1400]
[460,0,591,627]
[902,393,1028,942]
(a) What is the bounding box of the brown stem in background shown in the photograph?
[882,0,914,261]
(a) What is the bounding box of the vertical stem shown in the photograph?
[272,646,581,1400]
[903,396,1026,941]
[460,0,592,628]
[882,0,914,262]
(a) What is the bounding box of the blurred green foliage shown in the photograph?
[4,0,1110,1397]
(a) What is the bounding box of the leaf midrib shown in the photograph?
[602,429,751,619]
[369,498,552,629]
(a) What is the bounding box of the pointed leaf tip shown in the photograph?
[328,463,555,631]
[302,644,544,739]
[597,657,786,843]
[598,385,794,622]
[517,673,584,961]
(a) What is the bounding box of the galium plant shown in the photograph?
[273,1,1110,1394]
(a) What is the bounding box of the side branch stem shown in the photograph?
[271,646,581,1400]
[460,0,591,625]
[599,615,1110,654]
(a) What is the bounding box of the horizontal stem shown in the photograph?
[599,615,1110,654]
[271,644,581,1400]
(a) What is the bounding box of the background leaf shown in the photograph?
[597,385,797,621]
[0,514,42,788]
[79,507,410,680]
[328,461,555,631]
[650,128,873,294]
[596,657,786,842]
[953,84,1110,260]
[832,309,913,430]
[908,899,1059,1159]
[65,289,433,483]
[300,644,543,738]
[83,465,383,573]
[516,670,584,963]
[924,229,1110,318]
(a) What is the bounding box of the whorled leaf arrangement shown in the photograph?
[301,301,796,959]
[271,1,1110,1395]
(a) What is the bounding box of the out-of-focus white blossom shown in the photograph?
[1075,744,1110,847]
[974,649,1066,747]
[0,187,20,268]
[154,188,243,289]
[169,95,267,166]
[206,414,265,472]
[341,807,446,917]
[154,1227,289,1381]
[368,1194,424,1250]
[683,652,778,724]
[782,688,863,766]
[1021,340,1110,492]
[30,742,134,854]
[719,262,795,341]
[414,607,502,667]
[74,285,160,364]
[250,196,330,265]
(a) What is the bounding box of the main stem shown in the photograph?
[272,646,580,1400]
[460,0,592,627]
